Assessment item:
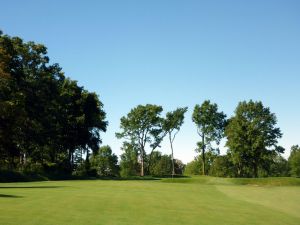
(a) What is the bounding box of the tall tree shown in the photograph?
[90,145,119,177]
[192,100,226,175]
[116,104,164,176]
[289,145,300,177]
[195,145,220,175]
[163,107,188,177]
[0,31,107,172]
[225,100,282,177]
[149,152,173,177]
[119,142,140,177]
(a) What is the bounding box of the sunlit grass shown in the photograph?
[0,177,299,225]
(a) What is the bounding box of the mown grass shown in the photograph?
[0,177,299,225]
[163,176,300,186]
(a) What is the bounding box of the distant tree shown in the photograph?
[90,146,119,177]
[289,145,300,177]
[150,152,172,177]
[225,100,282,177]
[119,142,140,177]
[174,159,185,175]
[192,101,226,175]
[184,158,201,176]
[255,146,289,177]
[148,151,163,175]
[268,153,290,177]
[163,107,188,176]
[116,104,164,176]
[193,146,219,175]
[210,155,235,177]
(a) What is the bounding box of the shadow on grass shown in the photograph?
[0,194,23,198]
[0,186,64,189]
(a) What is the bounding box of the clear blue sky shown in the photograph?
[1,0,299,162]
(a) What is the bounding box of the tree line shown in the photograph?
[0,31,107,178]
[1,31,299,180]
[115,101,299,178]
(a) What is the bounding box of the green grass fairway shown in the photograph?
[1,177,299,225]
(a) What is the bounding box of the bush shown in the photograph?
[23,162,44,174]
[0,170,46,182]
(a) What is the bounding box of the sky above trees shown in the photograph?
[1,0,299,162]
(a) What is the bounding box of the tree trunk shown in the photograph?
[140,147,144,177]
[85,148,90,171]
[202,135,206,176]
[169,133,175,178]
[253,163,258,178]
[85,148,89,161]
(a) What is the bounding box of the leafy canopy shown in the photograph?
[192,100,227,146]
[225,100,282,177]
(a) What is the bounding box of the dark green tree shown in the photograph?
[0,31,107,173]
[289,145,300,177]
[90,145,119,177]
[149,151,172,177]
[163,107,188,176]
[174,159,185,175]
[119,142,140,177]
[210,155,235,177]
[225,100,282,177]
[268,152,290,177]
[184,158,202,176]
[192,100,226,175]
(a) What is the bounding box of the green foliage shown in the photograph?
[225,100,282,177]
[163,107,188,175]
[174,159,185,175]
[0,170,47,182]
[289,145,300,177]
[163,107,188,133]
[192,101,227,145]
[119,143,140,177]
[185,149,220,176]
[210,155,235,177]
[116,104,164,176]
[72,162,89,177]
[0,32,107,173]
[149,152,172,176]
[262,152,290,177]
[0,31,295,180]
[184,159,201,175]
[192,100,227,175]
[90,145,119,177]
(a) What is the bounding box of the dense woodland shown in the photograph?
[1,32,300,181]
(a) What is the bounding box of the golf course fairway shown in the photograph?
[0,177,299,225]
